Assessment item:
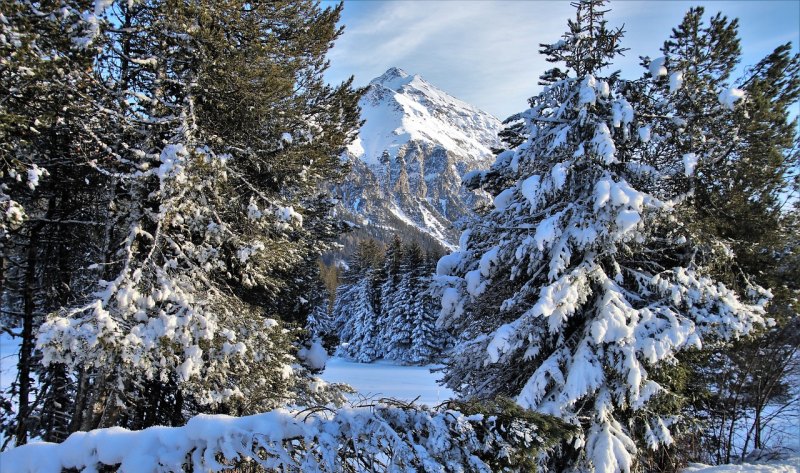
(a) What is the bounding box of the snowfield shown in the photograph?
[684,457,799,473]
[334,66,499,250]
[349,67,499,168]
[0,359,494,473]
[320,356,453,406]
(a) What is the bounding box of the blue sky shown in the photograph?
[323,1,800,120]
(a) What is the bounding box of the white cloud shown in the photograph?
[327,1,572,119]
[325,1,799,120]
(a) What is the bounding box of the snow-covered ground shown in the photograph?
[348,67,499,167]
[0,358,457,472]
[0,331,19,449]
[320,356,453,407]
[684,457,799,472]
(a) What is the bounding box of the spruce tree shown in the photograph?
[333,239,384,362]
[383,241,417,361]
[436,2,769,471]
[405,243,448,364]
[376,235,404,356]
[333,236,449,364]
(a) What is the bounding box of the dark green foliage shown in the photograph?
[538,0,626,85]
[0,0,120,446]
[648,7,800,466]
[1,0,362,446]
[446,397,580,472]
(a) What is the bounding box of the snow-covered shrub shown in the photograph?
[0,399,575,472]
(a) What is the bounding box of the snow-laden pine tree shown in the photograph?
[333,236,449,364]
[333,239,384,362]
[25,0,360,430]
[334,276,382,363]
[376,235,406,355]
[379,240,449,364]
[381,238,416,361]
[436,1,770,471]
[402,243,449,364]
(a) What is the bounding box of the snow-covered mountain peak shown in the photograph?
[350,68,501,168]
[370,66,413,90]
[336,69,501,250]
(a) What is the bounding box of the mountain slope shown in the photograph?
[336,67,501,250]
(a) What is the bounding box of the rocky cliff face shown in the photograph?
[335,67,501,250]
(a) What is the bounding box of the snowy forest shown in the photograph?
[1,0,798,472]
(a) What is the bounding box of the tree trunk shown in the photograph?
[14,223,41,446]
[172,388,184,426]
[69,367,89,432]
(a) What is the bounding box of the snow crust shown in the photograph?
[26,164,46,190]
[670,71,684,92]
[611,98,634,128]
[493,187,515,211]
[275,205,303,229]
[521,175,542,207]
[156,144,188,184]
[649,57,668,78]
[487,321,519,363]
[579,75,598,105]
[638,125,652,143]
[592,123,617,164]
[436,251,463,276]
[465,269,486,297]
[297,341,328,371]
[683,153,699,176]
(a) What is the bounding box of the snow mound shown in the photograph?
[650,56,668,78]
[297,340,328,371]
[718,88,746,110]
[0,396,544,473]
